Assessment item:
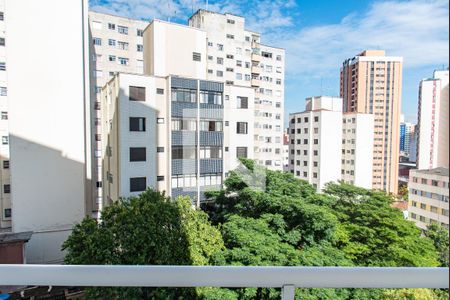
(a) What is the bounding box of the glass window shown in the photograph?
[200,91,222,105]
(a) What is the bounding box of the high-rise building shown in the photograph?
[88,11,149,215]
[288,96,373,191]
[4,0,91,263]
[341,50,403,194]
[188,10,285,170]
[416,69,449,170]
[408,168,449,230]
[399,116,416,160]
[102,19,256,205]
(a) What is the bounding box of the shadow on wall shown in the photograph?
[9,135,90,264]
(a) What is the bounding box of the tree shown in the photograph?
[398,184,409,200]
[424,223,449,267]
[62,189,224,299]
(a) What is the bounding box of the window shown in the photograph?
[93,38,102,46]
[108,23,115,30]
[217,44,224,51]
[237,96,248,109]
[304,117,309,123]
[4,184,10,194]
[118,25,128,34]
[216,70,223,77]
[156,88,164,95]
[200,120,222,132]
[4,208,11,218]
[193,52,201,61]
[314,139,318,145]
[303,172,307,177]
[0,62,5,71]
[95,134,101,141]
[109,55,116,62]
[226,34,234,39]
[108,39,116,46]
[171,88,197,103]
[3,160,9,169]
[236,122,248,134]
[313,172,318,178]
[118,57,129,65]
[236,60,242,67]
[137,29,144,36]
[129,117,146,132]
[0,37,5,46]
[172,146,196,159]
[129,86,145,101]
[200,146,222,159]
[130,177,146,192]
[0,12,4,21]
[172,119,197,131]
[313,161,318,167]
[200,91,223,106]
[1,111,7,120]
[236,73,242,80]
[276,55,282,61]
[314,116,319,122]
[130,147,146,162]
[137,44,143,52]
[276,79,281,85]
[0,87,6,96]
[217,57,224,64]
[227,19,235,24]
[313,150,318,156]
[2,136,8,145]
[262,51,273,58]
[118,41,129,50]
[420,203,426,210]
[157,176,164,182]
[237,147,248,158]
[432,180,439,186]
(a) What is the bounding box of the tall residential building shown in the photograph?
[399,116,416,159]
[341,50,402,194]
[188,10,285,170]
[4,0,91,263]
[408,168,449,230]
[88,11,149,215]
[0,0,10,231]
[282,131,289,172]
[102,20,255,205]
[288,96,373,191]
[416,69,449,170]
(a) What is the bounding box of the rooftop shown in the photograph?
[413,167,449,177]
[0,231,33,244]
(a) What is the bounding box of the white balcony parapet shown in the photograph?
[0,265,448,300]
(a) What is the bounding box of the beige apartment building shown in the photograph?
[408,168,449,229]
[189,10,285,170]
[341,50,402,194]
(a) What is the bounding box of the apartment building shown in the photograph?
[416,69,449,170]
[101,20,256,205]
[88,11,149,213]
[188,10,285,170]
[288,96,373,191]
[408,168,449,230]
[288,97,343,191]
[282,132,289,172]
[399,115,416,160]
[341,113,374,188]
[341,50,402,194]
[5,0,91,263]
[0,0,10,231]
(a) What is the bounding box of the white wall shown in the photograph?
[5,0,89,263]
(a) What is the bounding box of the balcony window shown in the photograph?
[171,88,197,103]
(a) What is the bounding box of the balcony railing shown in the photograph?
[0,265,448,300]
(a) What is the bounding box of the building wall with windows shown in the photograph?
[188,10,285,170]
[341,113,374,189]
[289,96,374,191]
[5,0,91,263]
[0,0,10,230]
[288,97,343,191]
[408,168,449,229]
[416,70,449,170]
[341,50,402,194]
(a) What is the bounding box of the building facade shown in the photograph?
[408,168,449,229]
[4,0,91,263]
[288,96,373,191]
[188,10,285,170]
[341,50,402,194]
[416,70,449,170]
[399,116,416,160]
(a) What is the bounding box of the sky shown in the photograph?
[90,0,449,125]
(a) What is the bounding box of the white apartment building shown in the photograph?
[408,168,449,230]
[0,0,10,231]
[341,113,374,189]
[288,97,343,191]
[289,96,373,191]
[417,69,449,170]
[88,11,149,214]
[4,0,91,263]
[188,10,285,170]
[102,20,255,205]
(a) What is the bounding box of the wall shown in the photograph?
[5,0,89,263]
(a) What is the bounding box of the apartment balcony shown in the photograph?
[251,78,262,87]
[251,52,262,62]
[0,265,447,300]
[251,65,262,74]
